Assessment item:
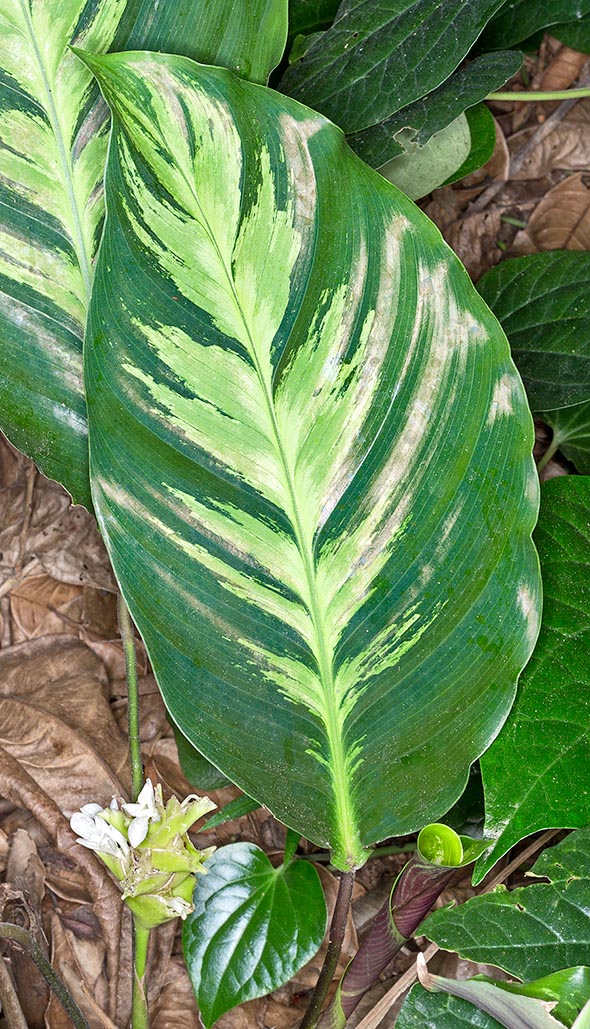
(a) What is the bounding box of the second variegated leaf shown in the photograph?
[83,51,540,870]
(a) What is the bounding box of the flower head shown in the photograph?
[69,780,216,928]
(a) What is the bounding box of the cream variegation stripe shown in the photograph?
[87,53,541,868]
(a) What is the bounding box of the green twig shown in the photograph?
[117,593,143,802]
[537,439,560,473]
[117,594,152,1028]
[131,922,150,1029]
[0,923,90,1029]
[299,870,355,1029]
[488,87,590,102]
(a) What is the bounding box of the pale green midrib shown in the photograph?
[164,153,359,864]
[19,0,93,303]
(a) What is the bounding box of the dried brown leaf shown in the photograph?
[46,912,113,1029]
[10,573,83,641]
[509,100,590,178]
[0,637,128,807]
[540,46,587,92]
[426,204,503,279]
[0,875,48,1027]
[149,954,200,1029]
[519,173,590,249]
[0,436,114,592]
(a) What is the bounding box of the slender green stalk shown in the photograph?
[131,922,150,1029]
[118,594,151,1027]
[0,923,90,1029]
[299,870,355,1029]
[117,593,143,802]
[537,439,560,474]
[488,87,590,102]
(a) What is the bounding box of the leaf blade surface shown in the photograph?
[0,0,287,507]
[85,51,540,869]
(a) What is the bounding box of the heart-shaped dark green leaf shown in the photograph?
[183,842,326,1028]
[477,252,590,412]
[288,0,340,37]
[480,0,590,49]
[476,476,590,881]
[553,15,590,51]
[422,830,590,980]
[280,0,507,135]
[84,50,539,870]
[349,51,522,169]
[0,0,287,508]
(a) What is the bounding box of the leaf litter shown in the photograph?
[0,30,587,1026]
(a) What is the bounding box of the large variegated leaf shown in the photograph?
[84,51,540,870]
[0,0,287,508]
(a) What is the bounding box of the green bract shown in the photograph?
[81,50,540,870]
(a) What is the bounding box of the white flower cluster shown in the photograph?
[70,779,216,928]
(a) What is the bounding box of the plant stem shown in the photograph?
[117,593,143,802]
[488,87,590,101]
[299,870,355,1029]
[131,921,150,1029]
[118,594,151,1028]
[0,923,90,1029]
[537,439,560,473]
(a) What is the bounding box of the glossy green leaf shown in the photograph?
[414,965,567,1029]
[553,15,590,51]
[398,984,503,1028]
[399,975,590,1029]
[400,976,590,1029]
[477,252,590,411]
[349,51,521,169]
[174,726,230,790]
[182,842,327,1027]
[480,1,590,49]
[84,50,539,870]
[476,477,590,881]
[280,0,507,135]
[422,830,590,980]
[540,402,590,474]
[288,0,339,37]
[0,0,287,509]
[200,794,261,832]
[379,114,471,201]
[494,967,590,1028]
[444,105,498,187]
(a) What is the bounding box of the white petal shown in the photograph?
[128,817,149,848]
[81,803,103,815]
[70,812,100,840]
[75,837,103,852]
[167,897,193,919]
[110,797,120,811]
[137,779,155,807]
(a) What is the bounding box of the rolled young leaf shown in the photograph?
[318,825,489,1029]
[0,0,288,508]
[83,50,539,870]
